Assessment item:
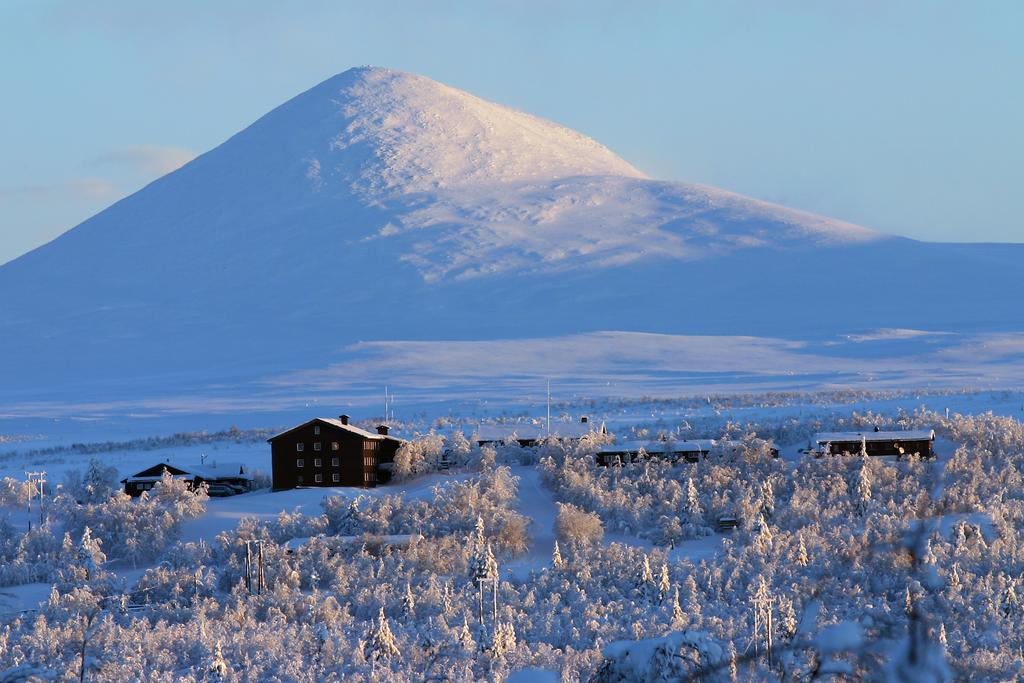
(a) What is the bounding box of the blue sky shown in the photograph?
[1,0,1021,264]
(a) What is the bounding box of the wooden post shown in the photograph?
[245,542,252,594]
[258,541,265,595]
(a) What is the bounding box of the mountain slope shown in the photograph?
[0,67,1021,407]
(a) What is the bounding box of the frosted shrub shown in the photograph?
[392,432,446,480]
[555,502,604,550]
[0,477,34,509]
[57,470,208,566]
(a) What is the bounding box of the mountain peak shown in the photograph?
[265,66,646,198]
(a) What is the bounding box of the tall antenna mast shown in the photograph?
[547,379,551,434]
[385,385,389,423]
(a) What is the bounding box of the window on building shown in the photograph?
[314,458,321,468]
[315,473,323,483]
[332,473,340,483]
[297,475,304,484]
[331,442,339,451]
[296,458,304,468]
[314,442,321,451]
[296,443,304,452]
[331,457,339,467]
[314,425,320,435]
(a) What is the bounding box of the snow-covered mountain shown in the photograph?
[1,67,1022,409]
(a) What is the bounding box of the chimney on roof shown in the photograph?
[340,414,350,425]
[580,416,589,424]
[377,425,390,436]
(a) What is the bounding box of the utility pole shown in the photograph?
[25,471,46,525]
[546,379,551,435]
[244,542,251,593]
[258,541,265,594]
[244,540,266,595]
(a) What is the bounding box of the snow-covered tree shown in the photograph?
[856,459,872,515]
[670,586,686,630]
[639,555,655,592]
[551,540,564,570]
[760,479,775,519]
[366,606,401,662]
[796,533,809,568]
[491,621,516,658]
[209,640,229,681]
[458,614,476,652]
[658,562,671,601]
[63,458,119,504]
[402,582,416,618]
[555,502,603,550]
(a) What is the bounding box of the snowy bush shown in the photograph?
[56,470,208,566]
[555,502,604,550]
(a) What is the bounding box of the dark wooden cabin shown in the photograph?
[121,461,252,497]
[267,415,406,490]
[812,429,935,459]
[596,439,716,466]
[475,416,606,448]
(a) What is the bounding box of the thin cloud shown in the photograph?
[0,178,121,202]
[92,144,197,176]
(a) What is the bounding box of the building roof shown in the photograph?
[123,461,252,483]
[475,420,602,442]
[813,429,935,445]
[598,439,717,455]
[267,417,385,442]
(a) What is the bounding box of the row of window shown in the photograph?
[294,440,380,453]
[296,457,351,468]
[296,473,341,484]
[296,457,378,468]
[296,442,341,452]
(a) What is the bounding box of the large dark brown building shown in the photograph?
[268,415,406,490]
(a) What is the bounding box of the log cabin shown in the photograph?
[267,415,406,490]
[596,439,717,466]
[812,428,935,458]
[475,416,606,448]
[121,461,253,497]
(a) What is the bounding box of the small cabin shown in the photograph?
[812,428,935,459]
[596,439,716,466]
[475,416,606,448]
[717,516,739,532]
[121,461,253,497]
[267,415,406,491]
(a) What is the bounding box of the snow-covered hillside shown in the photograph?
[0,66,1021,411]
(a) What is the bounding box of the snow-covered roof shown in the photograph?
[813,429,935,444]
[475,421,601,442]
[267,417,385,442]
[286,533,423,551]
[599,439,716,454]
[125,461,252,483]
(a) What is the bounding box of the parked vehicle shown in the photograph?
[206,483,236,497]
